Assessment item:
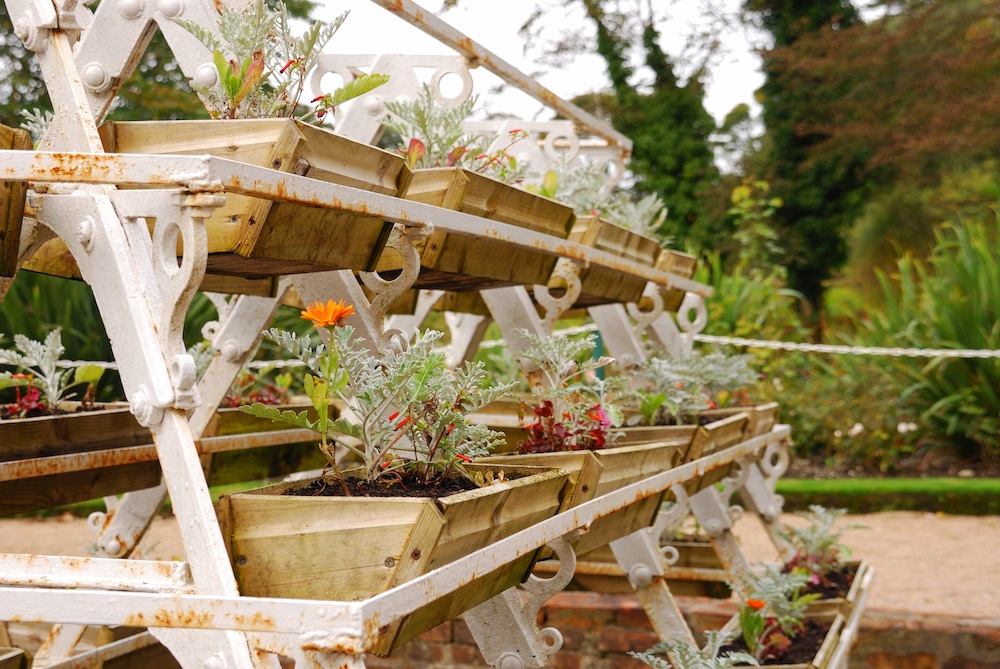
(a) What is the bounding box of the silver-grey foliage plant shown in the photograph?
[629,629,758,669]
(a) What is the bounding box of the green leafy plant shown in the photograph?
[0,329,105,417]
[733,566,820,663]
[851,215,1000,459]
[780,505,862,590]
[222,366,294,408]
[629,348,758,426]
[177,0,387,121]
[239,300,512,491]
[630,629,758,669]
[381,83,529,183]
[514,330,622,453]
[528,162,668,240]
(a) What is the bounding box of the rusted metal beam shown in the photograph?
[0,554,193,593]
[1,428,786,646]
[359,426,789,636]
[1,150,712,294]
[0,429,318,481]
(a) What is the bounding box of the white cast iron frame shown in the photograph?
[0,0,813,663]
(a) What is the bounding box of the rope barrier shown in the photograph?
[41,328,1000,369]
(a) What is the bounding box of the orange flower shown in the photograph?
[746,599,766,611]
[301,300,355,328]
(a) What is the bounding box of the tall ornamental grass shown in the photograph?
[854,215,1000,459]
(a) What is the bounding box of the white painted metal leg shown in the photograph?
[443,311,492,368]
[464,536,578,669]
[688,485,752,577]
[588,302,648,368]
[385,289,445,340]
[608,530,697,646]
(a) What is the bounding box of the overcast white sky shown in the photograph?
[316,0,765,125]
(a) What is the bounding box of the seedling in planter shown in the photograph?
[177,0,387,121]
[630,629,758,668]
[240,300,513,492]
[514,329,623,453]
[527,161,668,238]
[732,566,820,663]
[0,329,104,417]
[381,83,530,183]
[629,348,759,426]
[780,505,864,590]
[222,366,294,408]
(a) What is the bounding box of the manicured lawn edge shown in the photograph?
[773,477,1000,515]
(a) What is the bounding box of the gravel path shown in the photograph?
[3,510,998,621]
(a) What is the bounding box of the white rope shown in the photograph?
[691,334,1000,359]
[478,325,1000,359]
[48,329,1000,369]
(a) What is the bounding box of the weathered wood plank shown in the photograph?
[385,167,575,289]
[657,249,699,312]
[0,463,162,516]
[27,120,407,281]
[559,216,661,306]
[0,125,32,277]
[218,465,568,656]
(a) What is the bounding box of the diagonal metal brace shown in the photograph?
[464,536,578,669]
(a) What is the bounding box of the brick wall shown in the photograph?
[366,593,1000,669]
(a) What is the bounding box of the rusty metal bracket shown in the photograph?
[464,535,578,669]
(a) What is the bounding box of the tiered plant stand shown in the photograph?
[0,1,869,667]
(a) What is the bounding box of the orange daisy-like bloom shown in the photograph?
[746,599,766,611]
[301,300,355,328]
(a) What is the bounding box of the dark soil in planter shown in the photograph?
[794,562,857,599]
[286,471,485,498]
[0,403,107,420]
[723,619,830,666]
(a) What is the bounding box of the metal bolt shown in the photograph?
[77,216,95,251]
[14,18,43,52]
[628,564,653,587]
[104,539,124,557]
[118,0,143,18]
[703,519,724,537]
[496,653,523,669]
[220,340,241,364]
[194,63,218,89]
[81,63,110,93]
[363,95,383,115]
[159,0,182,18]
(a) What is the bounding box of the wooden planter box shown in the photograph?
[0,648,29,669]
[478,438,686,556]
[657,249,699,312]
[682,412,751,494]
[381,167,576,290]
[556,216,661,306]
[24,119,411,283]
[534,537,733,598]
[701,402,781,440]
[615,424,698,448]
[0,124,32,278]
[805,560,874,620]
[0,399,338,515]
[0,404,159,516]
[720,610,848,669]
[215,464,570,656]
